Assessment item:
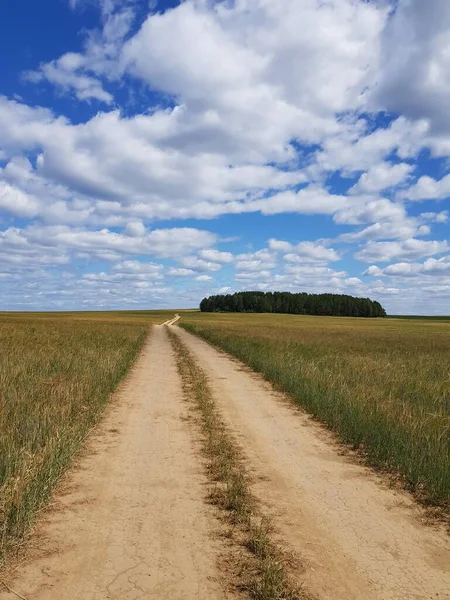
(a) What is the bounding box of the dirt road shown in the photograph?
[162,314,180,326]
[173,326,450,600]
[1,326,226,600]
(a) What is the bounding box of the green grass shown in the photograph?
[0,310,173,563]
[180,312,450,509]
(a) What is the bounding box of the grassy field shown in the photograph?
[180,312,450,509]
[0,310,174,563]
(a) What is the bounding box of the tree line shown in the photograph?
[200,291,387,318]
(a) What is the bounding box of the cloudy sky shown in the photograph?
[1,0,449,314]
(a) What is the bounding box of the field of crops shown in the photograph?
[180,312,450,508]
[0,310,172,562]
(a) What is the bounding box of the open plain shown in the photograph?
[1,311,449,600]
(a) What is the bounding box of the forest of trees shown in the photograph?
[200,291,387,318]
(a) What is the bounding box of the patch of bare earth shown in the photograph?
[172,325,450,600]
[1,326,227,600]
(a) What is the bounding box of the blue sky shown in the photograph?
[0,0,449,314]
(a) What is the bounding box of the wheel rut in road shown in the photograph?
[172,325,450,600]
[1,325,227,600]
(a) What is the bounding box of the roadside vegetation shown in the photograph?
[180,312,450,510]
[168,328,301,600]
[0,311,170,563]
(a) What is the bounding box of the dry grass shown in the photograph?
[0,310,172,564]
[180,312,450,509]
[168,327,301,600]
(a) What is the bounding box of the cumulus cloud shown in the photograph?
[340,219,430,242]
[125,221,146,237]
[235,260,267,272]
[112,260,163,274]
[349,162,414,195]
[401,174,450,201]
[235,270,272,281]
[0,181,40,218]
[314,117,428,176]
[167,268,196,277]
[284,265,347,278]
[269,239,340,263]
[199,249,234,264]
[122,0,385,154]
[356,238,449,263]
[334,198,407,226]
[24,58,114,104]
[179,256,223,272]
[364,255,450,278]
[25,2,136,103]
[373,0,450,140]
[0,225,218,271]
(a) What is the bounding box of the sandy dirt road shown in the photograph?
[1,325,226,600]
[173,326,450,600]
[162,314,180,327]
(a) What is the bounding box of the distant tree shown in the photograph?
[199,291,387,318]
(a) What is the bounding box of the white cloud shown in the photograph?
[179,256,223,272]
[125,221,146,237]
[235,270,271,281]
[195,274,213,282]
[38,226,216,258]
[340,220,430,242]
[25,3,136,103]
[349,162,413,195]
[284,265,346,278]
[0,225,217,271]
[269,239,340,263]
[420,210,449,223]
[314,117,428,175]
[0,181,40,218]
[364,255,450,278]
[236,249,277,265]
[402,174,450,201]
[356,238,449,263]
[4,0,391,225]
[372,0,450,142]
[122,0,385,157]
[24,59,113,104]
[345,277,362,286]
[235,260,266,272]
[334,197,407,226]
[0,97,310,222]
[168,268,196,277]
[199,248,233,263]
[112,260,163,274]
[252,187,349,216]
